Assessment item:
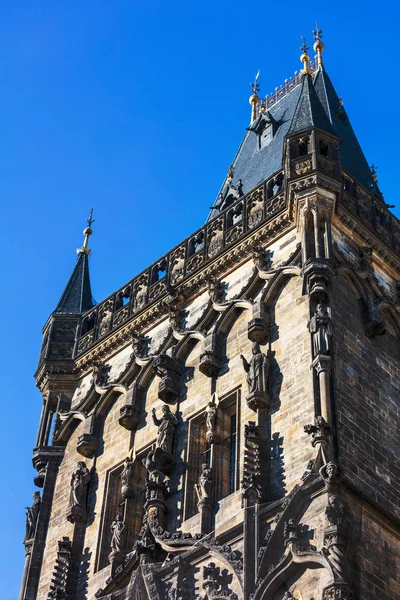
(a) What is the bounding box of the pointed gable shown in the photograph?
[288,73,336,136]
[54,252,93,314]
[313,67,374,190]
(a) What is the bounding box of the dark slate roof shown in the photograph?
[313,67,374,191]
[207,66,381,222]
[288,73,336,136]
[54,252,94,314]
[207,83,302,221]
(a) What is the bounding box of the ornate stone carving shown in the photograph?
[121,456,135,499]
[283,519,301,546]
[205,396,219,443]
[153,354,182,404]
[207,276,223,303]
[131,331,145,358]
[24,492,41,542]
[304,416,332,446]
[110,514,126,553]
[323,584,354,599]
[242,422,262,502]
[240,342,269,410]
[308,303,332,356]
[118,403,140,430]
[67,461,91,523]
[319,462,341,493]
[195,464,213,501]
[152,405,178,454]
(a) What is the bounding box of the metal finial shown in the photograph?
[250,70,260,95]
[86,208,95,229]
[249,70,261,122]
[312,22,325,67]
[77,208,94,256]
[300,37,310,75]
[313,22,322,42]
[300,37,309,54]
[370,164,378,183]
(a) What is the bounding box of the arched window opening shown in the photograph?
[81,312,96,335]
[304,211,316,261]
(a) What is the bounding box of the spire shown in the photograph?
[313,22,324,68]
[249,71,261,123]
[53,211,95,315]
[288,69,336,135]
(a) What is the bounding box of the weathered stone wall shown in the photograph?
[332,276,400,520]
[345,490,400,600]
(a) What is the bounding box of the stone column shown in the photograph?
[18,542,33,600]
[313,355,333,426]
[24,454,63,600]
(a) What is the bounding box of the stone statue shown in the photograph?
[240,342,269,395]
[195,464,213,501]
[308,303,332,356]
[121,456,135,499]
[69,462,91,510]
[205,401,217,439]
[152,405,178,454]
[25,492,41,541]
[110,514,126,553]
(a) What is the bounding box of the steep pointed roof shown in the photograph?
[53,211,95,315]
[54,251,93,314]
[313,66,374,189]
[288,73,336,136]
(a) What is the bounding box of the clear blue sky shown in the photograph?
[1,1,399,597]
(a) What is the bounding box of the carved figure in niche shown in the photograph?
[25,492,41,541]
[69,462,91,510]
[195,464,213,501]
[131,331,145,358]
[207,277,223,303]
[308,303,332,356]
[240,342,269,395]
[152,405,178,454]
[121,456,135,499]
[205,398,218,443]
[110,514,126,553]
[93,362,110,387]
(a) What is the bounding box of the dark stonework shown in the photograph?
[152,354,182,404]
[67,462,91,524]
[241,342,269,410]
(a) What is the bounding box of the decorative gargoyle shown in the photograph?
[152,352,182,404]
[67,461,91,524]
[304,416,332,447]
[207,276,224,304]
[131,330,146,358]
[240,342,270,411]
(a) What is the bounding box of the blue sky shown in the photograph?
[1,1,399,597]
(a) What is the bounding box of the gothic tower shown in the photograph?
[20,29,400,600]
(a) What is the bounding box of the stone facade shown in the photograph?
[19,37,400,600]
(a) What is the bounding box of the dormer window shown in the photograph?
[249,110,279,151]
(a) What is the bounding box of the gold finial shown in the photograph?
[77,208,95,256]
[313,22,324,67]
[249,70,261,122]
[370,164,378,184]
[300,37,310,75]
